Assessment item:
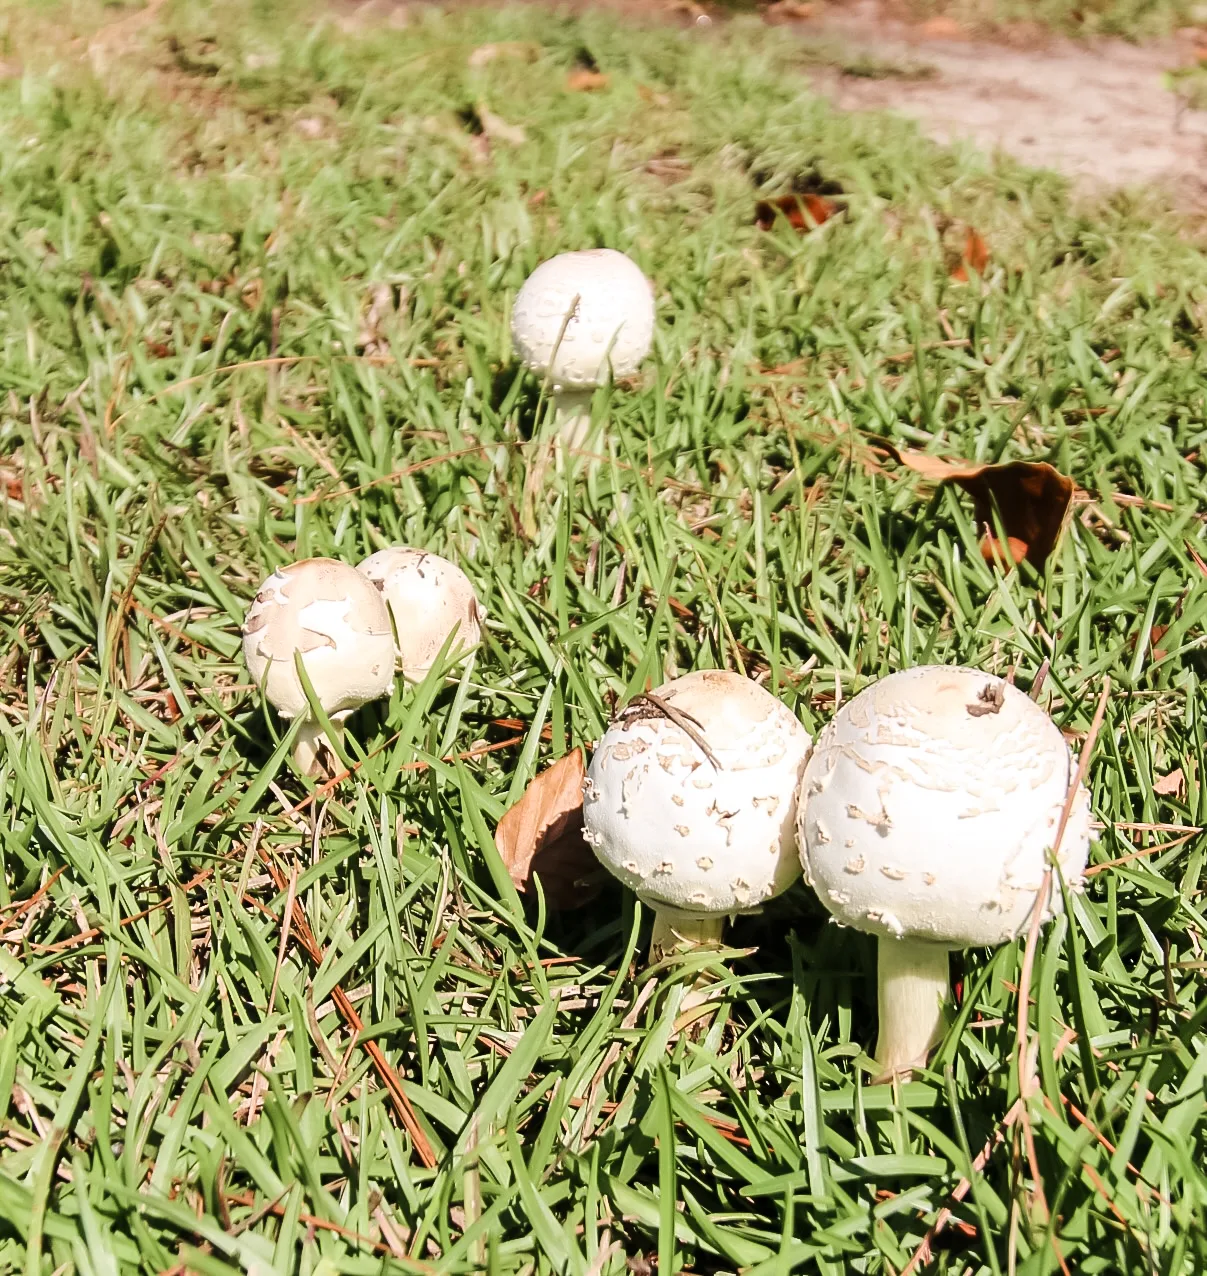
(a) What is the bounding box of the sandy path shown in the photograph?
[805,1,1207,195]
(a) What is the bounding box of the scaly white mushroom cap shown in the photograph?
[242,558,395,720]
[357,547,483,682]
[583,670,812,918]
[798,665,1092,948]
[510,249,655,392]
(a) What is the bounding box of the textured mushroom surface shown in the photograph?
[510,249,655,392]
[358,547,483,681]
[798,665,1092,948]
[583,670,811,915]
[242,558,394,718]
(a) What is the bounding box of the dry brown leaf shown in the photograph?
[637,84,671,106]
[495,749,602,909]
[567,69,610,91]
[878,443,1075,569]
[950,227,990,282]
[755,193,841,233]
[920,14,967,38]
[1153,768,1185,797]
[468,41,540,69]
[475,103,526,146]
[764,0,815,22]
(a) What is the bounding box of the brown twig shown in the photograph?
[25,870,214,953]
[904,683,1110,1275]
[222,1189,435,1266]
[1012,678,1109,1258]
[618,692,722,770]
[107,510,169,681]
[257,848,438,1169]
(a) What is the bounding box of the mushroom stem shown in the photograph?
[552,389,595,450]
[874,938,951,1080]
[649,910,726,965]
[293,719,341,779]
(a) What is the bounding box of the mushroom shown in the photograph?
[510,248,655,448]
[357,547,483,683]
[796,665,1093,1080]
[242,558,395,777]
[583,670,812,962]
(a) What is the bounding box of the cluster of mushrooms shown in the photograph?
[243,249,1094,1081]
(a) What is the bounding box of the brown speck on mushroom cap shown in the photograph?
[797,664,1093,950]
[584,669,812,916]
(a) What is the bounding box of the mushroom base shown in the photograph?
[293,718,343,780]
[552,389,595,452]
[874,938,951,1082]
[649,909,727,965]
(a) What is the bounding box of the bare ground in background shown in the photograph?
[804,0,1207,197]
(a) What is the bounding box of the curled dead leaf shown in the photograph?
[468,41,540,69]
[764,0,815,22]
[877,441,1075,570]
[1153,767,1184,797]
[495,748,603,909]
[950,227,990,281]
[475,102,526,146]
[567,69,610,91]
[920,14,967,38]
[755,193,841,233]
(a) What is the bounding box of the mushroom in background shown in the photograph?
[510,248,655,448]
[797,665,1093,1080]
[242,558,394,777]
[583,670,812,963]
[358,547,483,683]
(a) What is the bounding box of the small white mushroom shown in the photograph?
[357,547,483,683]
[242,558,394,777]
[584,670,811,963]
[510,249,655,448]
[797,665,1093,1080]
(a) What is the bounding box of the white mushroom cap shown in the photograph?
[510,249,655,392]
[583,670,812,917]
[357,548,483,682]
[798,665,1092,949]
[242,558,394,719]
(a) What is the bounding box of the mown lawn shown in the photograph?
[2,0,1207,1272]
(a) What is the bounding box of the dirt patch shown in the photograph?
[804,0,1207,195]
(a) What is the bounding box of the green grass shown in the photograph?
[2,0,1207,1272]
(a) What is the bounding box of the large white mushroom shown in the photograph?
[358,547,483,683]
[510,248,655,448]
[242,558,394,777]
[797,665,1093,1079]
[583,670,812,962]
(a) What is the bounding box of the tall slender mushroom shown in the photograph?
[242,558,394,777]
[358,547,483,683]
[796,665,1093,1079]
[583,670,811,962]
[510,248,655,448]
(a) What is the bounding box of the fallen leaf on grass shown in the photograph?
[468,41,540,68]
[496,748,602,909]
[637,83,671,106]
[920,14,967,38]
[764,0,815,22]
[475,102,527,145]
[950,226,990,281]
[755,193,840,233]
[567,69,610,91]
[877,442,1074,569]
[1153,768,1184,797]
